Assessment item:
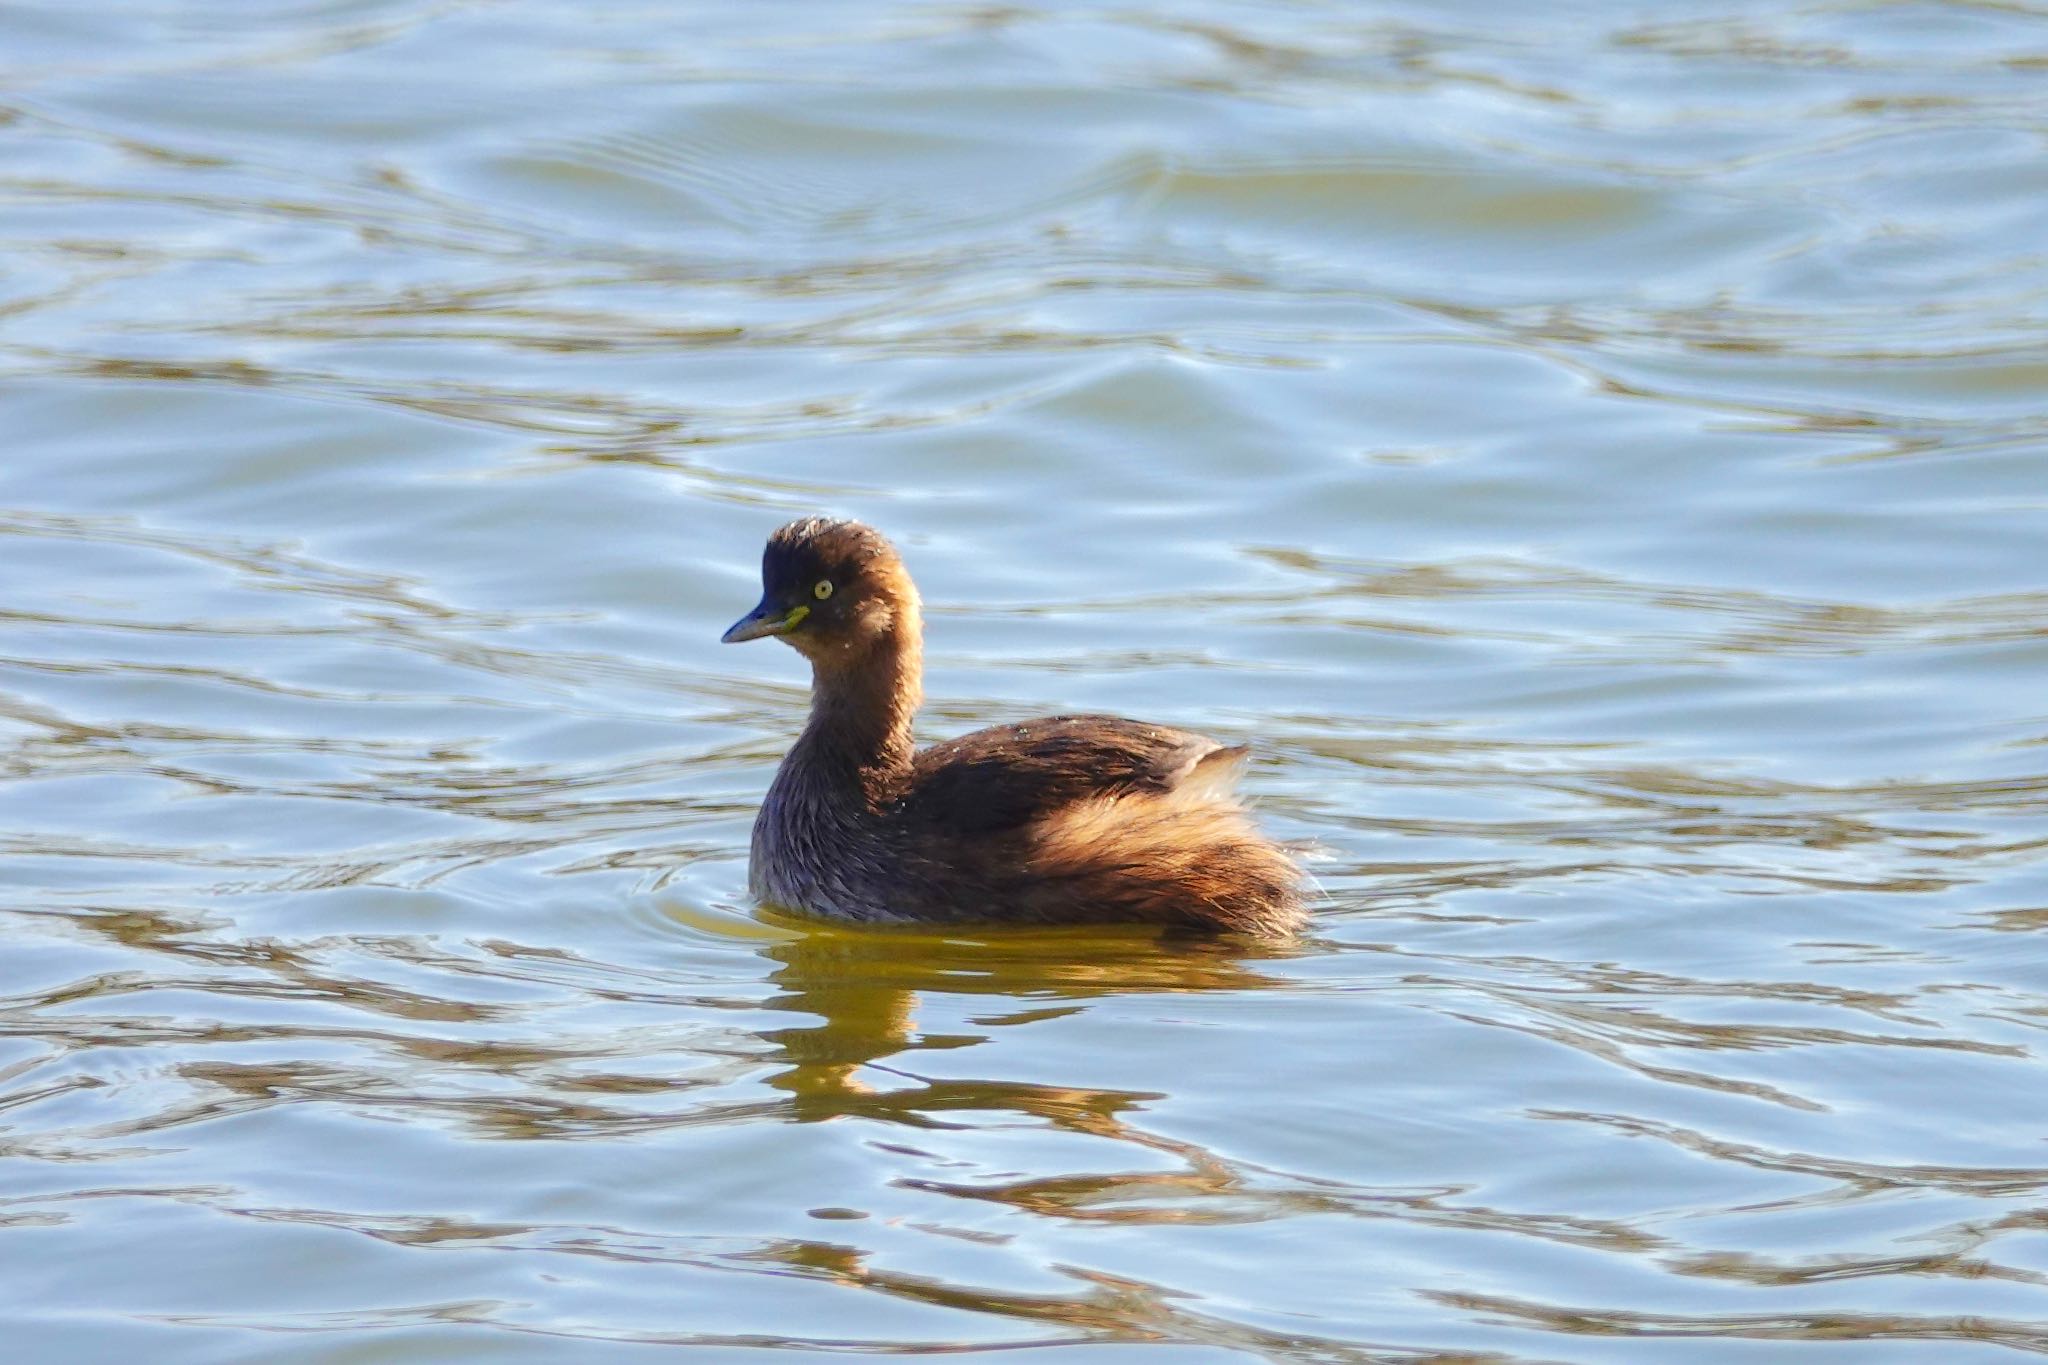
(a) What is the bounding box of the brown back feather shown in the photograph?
[1018,783,1304,935]
[900,715,1225,837]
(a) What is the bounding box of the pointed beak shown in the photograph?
[722,598,809,643]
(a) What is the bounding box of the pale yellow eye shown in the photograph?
[813,579,834,600]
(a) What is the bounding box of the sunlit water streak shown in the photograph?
[3,1,2047,1360]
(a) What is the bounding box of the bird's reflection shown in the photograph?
[752,921,1294,1128]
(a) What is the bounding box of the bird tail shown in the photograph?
[1024,754,1305,935]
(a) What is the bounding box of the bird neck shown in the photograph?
[795,609,922,801]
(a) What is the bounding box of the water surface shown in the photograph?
[4,2,2048,1360]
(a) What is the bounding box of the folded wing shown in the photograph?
[900,714,1244,837]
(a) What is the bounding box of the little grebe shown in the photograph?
[723,518,1304,935]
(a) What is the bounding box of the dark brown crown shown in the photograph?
[762,517,901,596]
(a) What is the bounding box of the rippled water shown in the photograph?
[5,2,2048,1359]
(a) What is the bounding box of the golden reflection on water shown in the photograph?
[755,924,1288,1124]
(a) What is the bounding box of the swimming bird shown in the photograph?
[723,518,1304,935]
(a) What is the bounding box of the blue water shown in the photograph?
[3,2,2047,1359]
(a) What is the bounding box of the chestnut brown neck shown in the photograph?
[792,602,923,804]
